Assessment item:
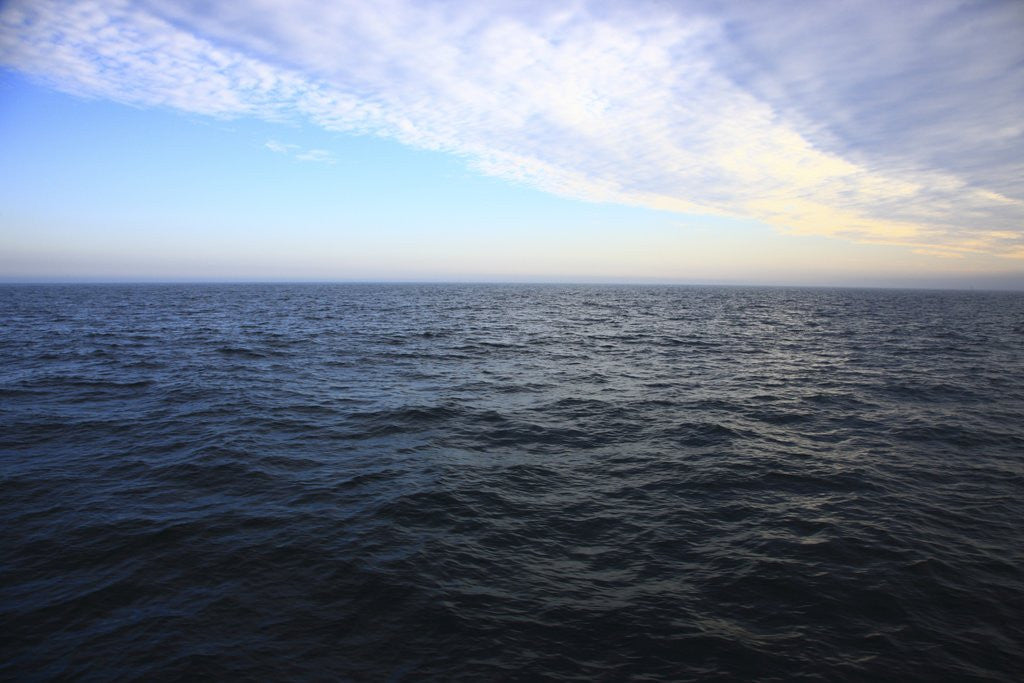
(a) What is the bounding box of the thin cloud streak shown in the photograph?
[265,139,335,164]
[1,0,1021,257]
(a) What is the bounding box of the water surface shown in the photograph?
[2,284,1023,680]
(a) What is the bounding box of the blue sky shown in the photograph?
[1,0,1022,286]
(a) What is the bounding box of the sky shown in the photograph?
[1,0,1022,287]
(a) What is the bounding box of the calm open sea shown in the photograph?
[2,284,1023,680]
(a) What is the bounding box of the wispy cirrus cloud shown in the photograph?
[265,139,334,164]
[1,0,1021,257]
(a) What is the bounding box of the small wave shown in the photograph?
[215,346,268,359]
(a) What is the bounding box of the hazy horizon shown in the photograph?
[4,277,1024,292]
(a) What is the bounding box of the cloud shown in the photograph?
[265,140,295,154]
[265,139,334,163]
[295,149,333,164]
[1,0,1021,257]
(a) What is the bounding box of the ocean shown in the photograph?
[2,283,1023,680]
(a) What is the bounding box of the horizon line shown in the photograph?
[2,279,1023,293]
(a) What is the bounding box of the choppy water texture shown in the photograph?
[2,284,1024,681]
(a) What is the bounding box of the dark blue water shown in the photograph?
[2,284,1023,680]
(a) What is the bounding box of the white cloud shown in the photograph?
[265,139,334,163]
[1,0,1021,257]
[264,140,296,154]
[294,149,333,163]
